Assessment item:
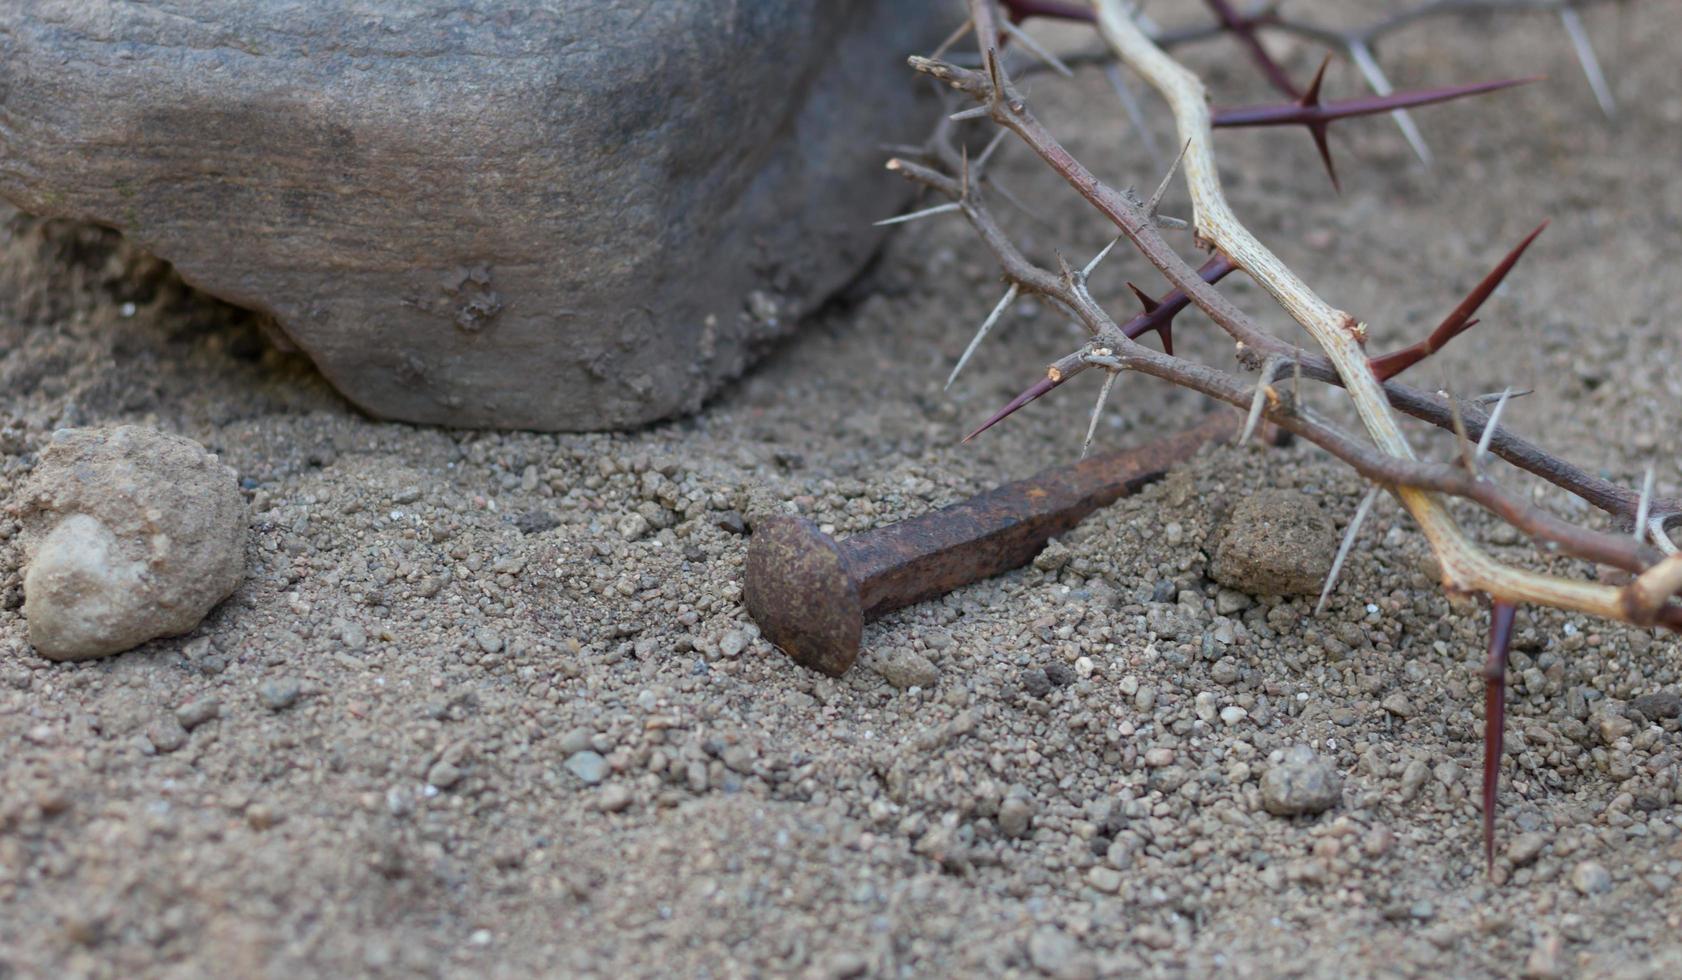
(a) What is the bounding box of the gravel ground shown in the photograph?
[3,4,1681,977]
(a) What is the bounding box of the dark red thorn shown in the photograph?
[1300,54,1331,109]
[1212,75,1539,190]
[1001,0,1094,23]
[1121,253,1238,357]
[1212,76,1540,129]
[1126,282,1161,315]
[1370,221,1547,382]
[1483,600,1518,876]
[962,373,1065,443]
[1203,0,1300,99]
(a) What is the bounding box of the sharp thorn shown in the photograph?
[1240,356,1283,446]
[873,202,961,227]
[1300,54,1332,108]
[1346,39,1433,169]
[1003,19,1073,78]
[948,104,992,122]
[1448,390,1477,473]
[1472,387,1532,406]
[1369,222,1546,382]
[1126,282,1161,315]
[947,284,1020,390]
[930,16,974,61]
[1147,140,1192,218]
[1474,386,1513,464]
[1316,486,1380,615]
[1635,465,1656,544]
[1483,600,1518,876]
[975,127,1011,172]
[1105,64,1166,172]
[1653,520,1680,557]
[1558,7,1616,118]
[1080,370,1119,460]
[962,371,1064,443]
[1082,237,1123,277]
[1309,123,1340,193]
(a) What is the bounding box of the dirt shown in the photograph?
[3,4,1681,977]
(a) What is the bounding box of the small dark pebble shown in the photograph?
[1151,580,1177,603]
[1631,691,1682,721]
[514,510,560,535]
[713,510,748,535]
[259,678,302,711]
[1044,663,1075,688]
[1020,668,1052,698]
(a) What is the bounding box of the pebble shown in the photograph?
[1261,745,1342,816]
[1215,588,1253,615]
[1508,832,1547,867]
[1381,693,1415,718]
[1086,866,1123,893]
[1194,691,1218,722]
[1631,691,1682,720]
[259,678,302,711]
[1219,705,1248,726]
[474,628,503,654]
[427,761,462,789]
[1522,933,1564,980]
[174,697,220,730]
[596,784,633,813]
[1027,927,1094,980]
[564,750,608,785]
[718,630,749,658]
[559,726,595,755]
[998,795,1034,838]
[145,717,188,754]
[875,648,938,690]
[1571,860,1612,895]
[617,512,650,541]
[1593,710,1633,745]
[16,426,247,660]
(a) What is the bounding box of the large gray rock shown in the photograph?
[0,2,951,430]
[13,426,246,660]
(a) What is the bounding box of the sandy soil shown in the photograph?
[3,3,1681,977]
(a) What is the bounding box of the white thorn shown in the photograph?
[1472,387,1532,406]
[874,202,960,227]
[948,104,992,122]
[1651,520,1679,556]
[930,16,973,61]
[1104,64,1165,172]
[1147,140,1191,218]
[1474,386,1512,464]
[1081,371,1118,460]
[1347,40,1433,169]
[1559,7,1616,118]
[975,128,1011,172]
[1635,465,1655,544]
[1317,487,1381,616]
[1003,20,1073,78]
[1082,237,1122,278]
[1240,357,1282,446]
[946,284,1019,390]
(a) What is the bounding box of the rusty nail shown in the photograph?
[746,412,1278,675]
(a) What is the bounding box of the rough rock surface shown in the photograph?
[15,426,245,659]
[0,1,950,431]
[1211,489,1339,597]
[1261,745,1343,816]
